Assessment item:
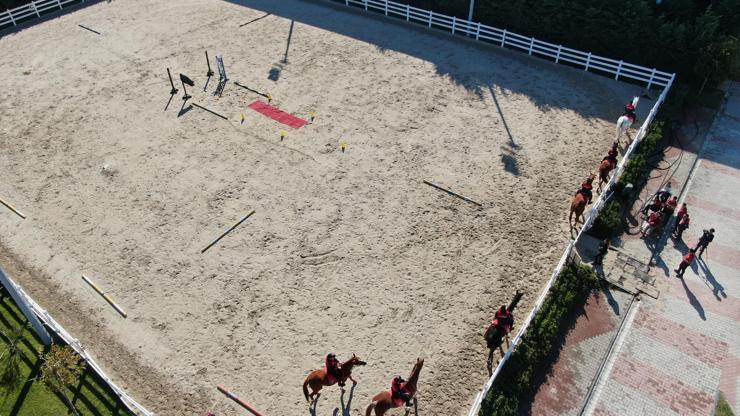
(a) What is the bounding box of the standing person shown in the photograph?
[673,203,688,234]
[663,196,678,217]
[594,239,610,265]
[657,183,673,203]
[675,249,696,277]
[674,213,690,239]
[695,228,715,257]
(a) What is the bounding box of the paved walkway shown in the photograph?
[584,82,740,415]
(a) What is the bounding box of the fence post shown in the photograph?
[476,22,481,40]
[56,0,62,10]
[384,0,388,15]
[501,29,507,47]
[32,1,40,17]
[0,268,52,346]
[345,0,348,5]
[528,38,534,55]
[364,0,368,11]
[8,10,16,25]
[615,60,623,81]
[406,4,409,21]
[428,10,432,27]
[452,16,456,34]
[647,68,656,90]
[556,45,562,63]
[585,52,592,71]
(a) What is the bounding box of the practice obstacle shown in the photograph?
[78,24,101,35]
[217,385,264,416]
[180,73,195,100]
[81,274,127,318]
[201,211,255,253]
[234,82,269,99]
[166,68,178,95]
[0,197,26,219]
[248,100,307,129]
[192,103,228,120]
[423,180,483,207]
[205,51,214,77]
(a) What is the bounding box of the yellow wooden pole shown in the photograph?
[81,274,127,318]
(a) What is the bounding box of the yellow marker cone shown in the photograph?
[240,113,245,124]
[280,129,287,142]
[339,140,348,153]
[267,93,273,103]
[309,111,316,122]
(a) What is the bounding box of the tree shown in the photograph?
[39,344,85,416]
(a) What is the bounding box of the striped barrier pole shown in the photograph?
[217,385,264,416]
[81,275,127,318]
[0,197,26,219]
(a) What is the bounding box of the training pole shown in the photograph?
[202,211,255,253]
[192,103,229,120]
[205,51,214,77]
[217,386,264,416]
[182,80,191,100]
[167,68,178,94]
[0,197,26,219]
[81,275,127,318]
[423,180,483,207]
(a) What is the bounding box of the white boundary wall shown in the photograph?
[325,0,673,89]
[0,0,87,31]
[0,270,153,416]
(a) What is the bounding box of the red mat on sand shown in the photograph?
[247,100,307,129]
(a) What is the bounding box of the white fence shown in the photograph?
[0,269,153,416]
[328,0,673,89]
[0,0,86,31]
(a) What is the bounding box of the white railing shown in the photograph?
[328,0,674,89]
[466,74,675,416]
[0,269,153,416]
[0,0,85,31]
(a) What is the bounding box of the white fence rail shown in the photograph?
[0,269,153,416]
[328,0,674,89]
[0,0,85,31]
[466,75,676,416]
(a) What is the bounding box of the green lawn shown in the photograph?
[0,287,134,416]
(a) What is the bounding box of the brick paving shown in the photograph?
[584,82,740,415]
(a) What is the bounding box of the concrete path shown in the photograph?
[584,82,740,415]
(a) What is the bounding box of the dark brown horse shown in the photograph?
[597,159,615,192]
[365,358,424,416]
[303,354,366,406]
[484,290,524,375]
[570,174,595,227]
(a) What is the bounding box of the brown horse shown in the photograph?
[303,354,366,406]
[570,174,594,227]
[365,358,424,416]
[597,159,615,192]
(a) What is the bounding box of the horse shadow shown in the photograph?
[697,259,727,300]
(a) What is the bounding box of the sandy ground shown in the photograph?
[0,0,651,414]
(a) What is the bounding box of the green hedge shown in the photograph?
[480,263,599,416]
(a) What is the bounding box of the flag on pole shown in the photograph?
[180,73,195,87]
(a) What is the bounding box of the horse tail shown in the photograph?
[365,401,376,416]
[303,378,310,402]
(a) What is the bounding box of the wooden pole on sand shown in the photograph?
[423,180,483,207]
[81,274,127,318]
[201,211,255,253]
[0,197,26,219]
[217,385,264,416]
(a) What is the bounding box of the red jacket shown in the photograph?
[683,252,696,264]
[676,205,687,219]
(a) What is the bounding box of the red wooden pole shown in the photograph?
[217,385,264,416]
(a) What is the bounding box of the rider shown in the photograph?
[603,143,618,169]
[391,375,413,407]
[575,179,593,205]
[662,196,678,216]
[325,353,343,386]
[624,101,637,121]
[491,305,514,334]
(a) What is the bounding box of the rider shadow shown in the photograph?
[332,384,356,416]
[680,274,706,321]
[697,259,727,300]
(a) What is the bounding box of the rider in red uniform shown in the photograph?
[624,102,637,122]
[391,375,412,407]
[603,143,619,169]
[491,306,514,334]
[325,353,344,386]
[575,180,593,205]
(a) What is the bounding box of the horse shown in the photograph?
[365,358,424,416]
[484,290,524,375]
[570,174,595,227]
[615,114,636,144]
[597,159,615,192]
[303,354,366,407]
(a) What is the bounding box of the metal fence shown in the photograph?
[0,0,86,31]
[326,0,673,89]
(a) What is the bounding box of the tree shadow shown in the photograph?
[8,347,46,416]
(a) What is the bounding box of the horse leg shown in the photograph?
[365,402,377,416]
[487,349,494,376]
[414,397,419,416]
[348,375,358,385]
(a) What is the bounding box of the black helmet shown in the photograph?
[710,228,715,232]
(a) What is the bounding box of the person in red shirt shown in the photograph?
[675,248,696,277]
[672,203,688,233]
[641,211,662,237]
[576,180,593,205]
[674,213,690,239]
